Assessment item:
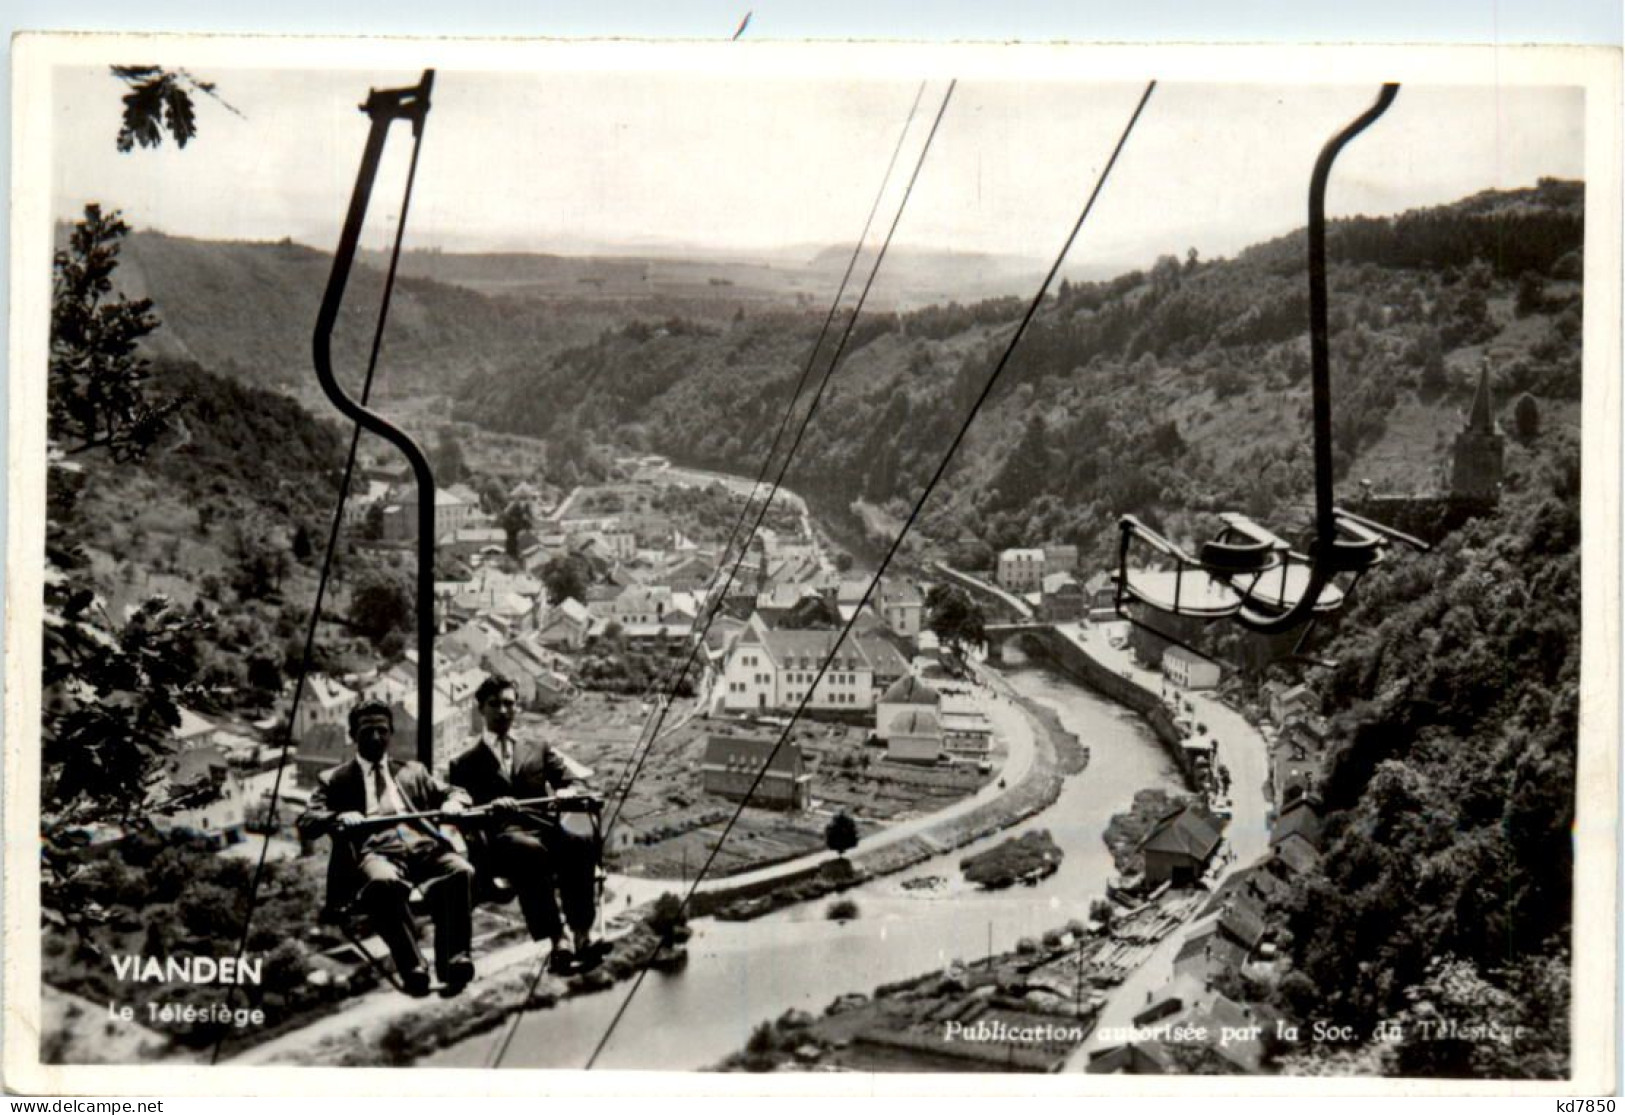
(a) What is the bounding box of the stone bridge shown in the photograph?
[982,622,1052,664]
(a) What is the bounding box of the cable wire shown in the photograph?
[598,79,955,844]
[207,116,428,1067]
[580,78,1156,1072]
[599,81,928,833]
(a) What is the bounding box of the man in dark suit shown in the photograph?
[450,674,598,972]
[297,699,476,996]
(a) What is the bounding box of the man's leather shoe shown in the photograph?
[399,966,432,997]
[547,945,575,974]
[438,957,475,992]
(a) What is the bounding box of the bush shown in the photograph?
[827,898,859,921]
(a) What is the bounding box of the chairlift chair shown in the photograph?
[324,795,609,992]
[1112,84,1428,664]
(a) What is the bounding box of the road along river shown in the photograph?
[427,659,1183,1071]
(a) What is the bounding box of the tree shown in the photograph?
[1515,271,1546,317]
[230,525,290,601]
[542,554,589,605]
[925,584,987,659]
[349,577,413,645]
[1089,898,1115,933]
[500,500,534,561]
[50,206,181,460]
[245,655,283,701]
[478,477,509,516]
[360,502,386,542]
[1415,331,1449,398]
[41,207,218,935]
[995,413,1052,505]
[646,892,690,942]
[1150,253,1182,297]
[431,430,468,486]
[1514,393,1541,442]
[825,811,859,857]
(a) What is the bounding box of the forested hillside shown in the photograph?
[454,179,1583,570]
[447,181,1585,1078]
[106,231,617,396]
[58,357,384,713]
[1269,433,1579,1077]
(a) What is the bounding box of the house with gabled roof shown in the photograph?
[292,674,356,743]
[662,553,716,595]
[721,613,877,714]
[1271,720,1327,813]
[536,597,592,650]
[876,674,942,742]
[886,708,945,763]
[699,732,811,810]
[1172,924,1251,985]
[1138,804,1224,887]
[858,634,910,698]
[1270,795,1324,861]
[876,578,925,639]
[1267,683,1315,726]
[1085,1041,1180,1075]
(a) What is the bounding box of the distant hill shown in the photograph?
[360,242,1047,311]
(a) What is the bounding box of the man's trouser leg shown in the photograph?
[555,826,599,938]
[491,829,562,942]
[356,856,425,977]
[412,845,476,974]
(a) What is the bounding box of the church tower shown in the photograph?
[1450,364,1504,499]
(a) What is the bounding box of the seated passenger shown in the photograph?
[450,674,599,973]
[297,699,476,996]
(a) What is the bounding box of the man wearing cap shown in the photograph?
[451,674,599,973]
[297,699,476,996]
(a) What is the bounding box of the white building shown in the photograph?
[877,579,925,640]
[940,691,994,756]
[997,548,1046,594]
[1164,645,1222,690]
[721,614,876,714]
[886,709,945,763]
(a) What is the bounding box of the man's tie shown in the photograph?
[371,761,427,846]
[498,736,513,783]
[372,761,404,815]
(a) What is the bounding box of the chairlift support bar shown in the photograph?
[1236,82,1399,635]
[312,70,438,764]
[337,794,604,837]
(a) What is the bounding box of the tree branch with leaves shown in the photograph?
[110,66,241,152]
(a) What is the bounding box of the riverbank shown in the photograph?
[230,681,1082,1068]
[711,885,1206,1073]
[235,911,686,1068]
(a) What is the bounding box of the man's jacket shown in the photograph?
[297,757,465,918]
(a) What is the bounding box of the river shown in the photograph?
[427,657,1182,1071]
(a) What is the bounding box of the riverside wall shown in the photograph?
[1002,627,1195,789]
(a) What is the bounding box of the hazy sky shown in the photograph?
[50,63,1584,271]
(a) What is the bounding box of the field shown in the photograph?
[531,690,996,880]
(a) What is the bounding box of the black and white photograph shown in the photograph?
[4,35,1618,1093]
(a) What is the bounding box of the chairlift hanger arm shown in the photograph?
[311,70,439,764]
[1241,82,1398,635]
